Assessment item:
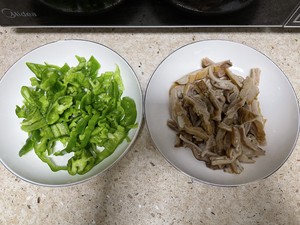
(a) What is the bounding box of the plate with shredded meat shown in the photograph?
[145,40,299,186]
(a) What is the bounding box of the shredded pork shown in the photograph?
[167,58,267,174]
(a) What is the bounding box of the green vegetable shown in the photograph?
[16,56,138,175]
[120,97,137,128]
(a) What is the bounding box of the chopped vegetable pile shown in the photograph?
[16,56,138,175]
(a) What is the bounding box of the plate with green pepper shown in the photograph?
[0,39,143,186]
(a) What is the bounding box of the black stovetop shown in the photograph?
[0,0,299,28]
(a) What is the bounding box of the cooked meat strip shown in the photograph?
[167,58,267,174]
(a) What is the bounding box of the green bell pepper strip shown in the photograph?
[80,91,93,111]
[20,86,43,109]
[61,114,91,154]
[26,62,46,79]
[46,96,73,125]
[34,137,67,172]
[39,68,60,91]
[120,97,137,128]
[50,122,70,138]
[95,149,112,164]
[67,148,95,175]
[19,138,34,157]
[103,125,127,153]
[19,129,40,157]
[21,119,47,133]
[86,56,100,79]
[79,113,100,149]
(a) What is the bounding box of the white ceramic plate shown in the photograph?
[145,40,299,186]
[0,39,143,186]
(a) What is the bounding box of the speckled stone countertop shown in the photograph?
[0,26,299,225]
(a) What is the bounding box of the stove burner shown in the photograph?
[39,0,125,15]
[167,0,255,15]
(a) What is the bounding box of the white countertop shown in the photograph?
[0,26,299,225]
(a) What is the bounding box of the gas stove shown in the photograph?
[0,0,299,28]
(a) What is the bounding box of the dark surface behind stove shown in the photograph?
[0,0,299,27]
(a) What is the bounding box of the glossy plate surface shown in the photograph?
[145,40,299,186]
[0,39,143,186]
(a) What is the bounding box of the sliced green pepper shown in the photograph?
[120,97,137,128]
[34,137,67,172]
[46,96,73,125]
[16,56,138,175]
[67,149,95,175]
